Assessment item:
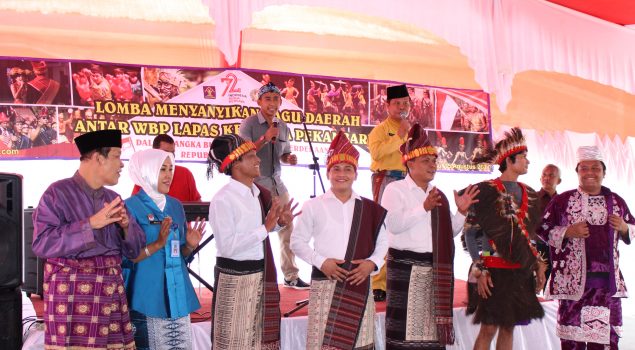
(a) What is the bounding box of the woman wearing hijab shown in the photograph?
[124,148,205,350]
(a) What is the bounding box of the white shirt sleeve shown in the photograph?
[209,198,268,258]
[451,211,467,237]
[367,222,389,275]
[290,201,327,269]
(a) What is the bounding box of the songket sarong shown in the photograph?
[129,310,192,350]
[385,249,444,350]
[42,255,135,350]
[211,257,280,350]
[307,271,375,350]
[557,275,622,349]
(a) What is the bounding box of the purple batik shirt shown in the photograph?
[32,171,145,260]
[537,186,635,301]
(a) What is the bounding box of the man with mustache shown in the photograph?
[32,129,145,350]
[537,146,635,350]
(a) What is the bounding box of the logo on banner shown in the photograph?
[203,86,216,99]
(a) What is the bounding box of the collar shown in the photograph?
[404,174,434,193]
[72,170,105,199]
[228,178,260,198]
[257,111,270,125]
[538,188,556,199]
[324,189,360,204]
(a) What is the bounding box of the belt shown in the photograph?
[481,255,521,269]
[376,169,406,179]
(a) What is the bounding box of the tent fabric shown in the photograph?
[205,0,635,112]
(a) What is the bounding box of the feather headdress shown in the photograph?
[473,127,527,165]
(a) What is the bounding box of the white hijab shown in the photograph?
[129,149,175,210]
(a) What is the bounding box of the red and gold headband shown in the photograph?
[494,145,527,165]
[219,141,256,172]
[402,145,437,164]
[327,153,358,170]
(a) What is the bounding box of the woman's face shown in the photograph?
[157,157,174,194]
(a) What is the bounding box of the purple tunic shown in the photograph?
[32,171,145,259]
[537,186,635,345]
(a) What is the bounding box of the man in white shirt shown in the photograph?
[207,134,298,350]
[382,123,478,349]
[291,130,389,350]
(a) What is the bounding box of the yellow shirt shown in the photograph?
[368,117,407,172]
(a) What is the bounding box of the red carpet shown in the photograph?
[30,279,471,323]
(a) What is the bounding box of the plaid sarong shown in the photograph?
[42,255,135,350]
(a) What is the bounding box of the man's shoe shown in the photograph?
[284,278,311,290]
[373,289,386,302]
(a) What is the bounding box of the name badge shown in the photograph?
[171,240,180,257]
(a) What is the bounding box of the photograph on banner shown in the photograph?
[0,105,58,151]
[429,130,491,172]
[143,67,220,107]
[434,88,490,132]
[302,77,367,119]
[71,63,143,106]
[245,71,304,109]
[0,59,71,105]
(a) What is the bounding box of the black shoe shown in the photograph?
[284,278,311,290]
[373,289,386,302]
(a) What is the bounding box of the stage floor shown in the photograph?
[29,279,471,322]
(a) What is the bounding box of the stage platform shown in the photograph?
[23,279,560,349]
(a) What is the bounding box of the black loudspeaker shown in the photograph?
[0,287,22,350]
[0,173,22,290]
[23,207,44,298]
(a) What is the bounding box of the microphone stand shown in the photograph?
[284,113,325,317]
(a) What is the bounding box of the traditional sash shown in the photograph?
[430,190,455,345]
[256,183,282,349]
[320,198,387,350]
[28,77,60,104]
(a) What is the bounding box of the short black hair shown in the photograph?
[79,147,111,161]
[498,153,518,173]
[152,134,174,149]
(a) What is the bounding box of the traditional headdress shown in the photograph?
[74,129,122,155]
[387,84,409,101]
[326,130,359,170]
[474,127,526,165]
[576,146,603,162]
[401,123,437,164]
[207,134,256,176]
[258,82,281,99]
[157,70,184,88]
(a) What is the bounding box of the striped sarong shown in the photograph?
[42,255,135,350]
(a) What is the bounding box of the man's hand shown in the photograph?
[423,187,442,212]
[277,198,301,227]
[320,259,348,282]
[477,271,494,299]
[609,214,629,234]
[90,197,126,229]
[281,153,298,165]
[454,185,480,215]
[397,119,410,138]
[535,260,547,293]
[264,125,278,143]
[565,221,590,238]
[264,197,282,232]
[347,259,376,286]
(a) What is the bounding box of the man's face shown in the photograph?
[577,160,604,193]
[508,151,529,175]
[91,72,104,84]
[386,96,411,119]
[408,155,437,185]
[257,92,281,119]
[98,147,124,186]
[158,141,176,156]
[540,166,560,192]
[232,150,261,179]
[327,163,357,192]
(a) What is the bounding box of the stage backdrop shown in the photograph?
[0,57,492,173]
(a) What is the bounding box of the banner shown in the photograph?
[0,57,492,172]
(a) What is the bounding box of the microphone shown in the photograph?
[271,117,279,142]
[400,111,409,120]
